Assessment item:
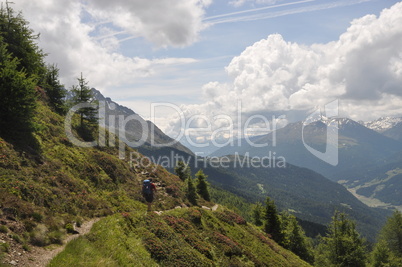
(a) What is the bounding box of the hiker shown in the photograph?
[142,179,157,211]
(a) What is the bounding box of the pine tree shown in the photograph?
[251,202,263,226]
[0,39,36,137]
[281,213,314,264]
[371,240,392,267]
[0,4,46,77]
[317,211,366,267]
[195,169,210,201]
[373,210,402,266]
[70,73,98,128]
[264,197,283,245]
[186,177,197,206]
[174,160,190,181]
[42,64,66,115]
[378,210,402,258]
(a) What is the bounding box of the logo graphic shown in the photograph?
[302,100,339,166]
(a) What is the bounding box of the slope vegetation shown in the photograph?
[0,99,310,266]
[50,207,310,266]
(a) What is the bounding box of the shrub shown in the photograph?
[12,234,23,244]
[0,242,10,253]
[65,223,75,234]
[75,218,83,227]
[22,243,30,251]
[0,225,8,233]
[142,231,169,261]
[163,215,213,259]
[23,219,36,232]
[48,230,64,245]
[32,212,43,222]
[187,208,202,225]
[216,210,247,225]
[29,224,49,247]
[213,232,242,257]
[165,185,180,198]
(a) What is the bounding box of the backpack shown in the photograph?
[142,179,152,195]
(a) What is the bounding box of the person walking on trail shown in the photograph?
[142,179,157,211]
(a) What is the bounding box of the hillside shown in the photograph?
[49,207,310,266]
[335,150,402,209]
[383,122,402,142]
[91,88,193,156]
[138,144,389,241]
[90,91,390,240]
[212,118,402,181]
[0,99,310,266]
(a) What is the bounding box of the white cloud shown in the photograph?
[166,2,402,139]
[229,0,281,8]
[12,0,208,91]
[86,0,211,48]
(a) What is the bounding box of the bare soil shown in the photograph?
[1,218,99,267]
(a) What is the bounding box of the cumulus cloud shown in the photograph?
[166,2,402,141]
[12,0,208,90]
[85,0,210,48]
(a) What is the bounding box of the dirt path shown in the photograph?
[3,218,100,267]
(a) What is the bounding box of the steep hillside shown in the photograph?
[0,100,310,266]
[49,207,311,266]
[89,91,388,238]
[91,88,193,156]
[336,151,402,209]
[138,147,389,241]
[383,122,402,142]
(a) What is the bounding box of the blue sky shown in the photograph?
[13,0,402,143]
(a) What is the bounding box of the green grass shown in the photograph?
[2,100,311,266]
[49,215,157,267]
[51,209,311,267]
[0,101,186,250]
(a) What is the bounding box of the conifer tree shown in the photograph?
[252,202,264,226]
[378,210,402,258]
[174,160,190,181]
[70,73,98,128]
[42,64,66,115]
[0,4,46,77]
[0,39,36,137]
[186,176,197,206]
[372,210,402,266]
[264,197,283,245]
[316,211,366,267]
[281,213,314,264]
[195,169,210,201]
[371,240,392,267]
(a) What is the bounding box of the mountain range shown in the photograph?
[92,89,395,240]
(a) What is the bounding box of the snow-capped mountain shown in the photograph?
[212,116,402,181]
[360,117,402,133]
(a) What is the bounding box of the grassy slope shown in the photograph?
[0,100,310,266]
[50,207,311,267]
[138,144,389,241]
